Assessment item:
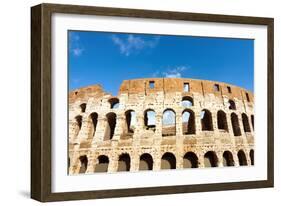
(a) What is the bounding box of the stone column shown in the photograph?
[93,116,107,143]
[108,152,118,173]
[153,151,161,171]
[130,152,140,172]
[197,153,205,168]
[216,151,224,167]
[86,152,96,174]
[112,114,125,141]
[176,111,183,136]
[155,113,163,138]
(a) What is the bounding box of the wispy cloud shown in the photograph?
[69,33,84,57]
[111,34,160,56]
[152,66,189,78]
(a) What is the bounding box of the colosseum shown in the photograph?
[68,78,254,174]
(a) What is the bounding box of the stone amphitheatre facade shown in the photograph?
[68,78,254,174]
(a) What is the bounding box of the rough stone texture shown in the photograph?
[68,78,254,174]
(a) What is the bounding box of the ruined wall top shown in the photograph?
[69,78,254,103]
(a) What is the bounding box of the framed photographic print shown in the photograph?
[31,3,274,202]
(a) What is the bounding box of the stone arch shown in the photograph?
[104,112,116,140]
[250,149,254,165]
[237,150,248,166]
[217,110,228,131]
[161,152,176,169]
[251,115,254,130]
[139,153,153,170]
[94,155,109,173]
[231,113,241,136]
[223,151,234,166]
[201,109,213,131]
[117,153,131,172]
[144,109,156,131]
[204,151,218,167]
[162,109,176,136]
[182,96,193,108]
[78,155,88,174]
[242,113,251,133]
[229,99,236,110]
[89,112,98,138]
[183,152,198,168]
[125,110,136,134]
[80,103,87,113]
[182,109,195,134]
[108,98,119,109]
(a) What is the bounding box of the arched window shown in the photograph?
[229,100,236,110]
[144,109,156,131]
[108,98,119,109]
[79,155,88,174]
[242,113,251,133]
[139,153,153,170]
[104,112,116,140]
[183,152,198,168]
[231,113,241,136]
[182,109,195,134]
[204,151,218,167]
[237,150,248,166]
[161,152,176,169]
[223,151,234,166]
[94,155,109,173]
[80,103,86,113]
[201,109,213,131]
[250,150,254,165]
[182,96,193,108]
[251,115,254,130]
[162,109,176,136]
[117,153,131,172]
[125,110,136,134]
[217,110,228,131]
[89,112,98,138]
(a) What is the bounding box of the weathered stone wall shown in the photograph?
[68,78,254,174]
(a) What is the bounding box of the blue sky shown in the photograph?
[68,31,254,96]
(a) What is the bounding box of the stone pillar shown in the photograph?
[130,152,140,172]
[233,152,240,166]
[197,153,205,168]
[112,114,125,141]
[108,152,118,173]
[93,116,107,142]
[176,111,183,136]
[153,152,161,171]
[216,151,224,167]
[86,152,96,174]
[155,113,162,137]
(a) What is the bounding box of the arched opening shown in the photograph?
[231,113,241,136]
[104,112,116,140]
[250,150,254,165]
[139,153,153,170]
[182,109,195,134]
[183,152,198,168]
[242,113,251,133]
[117,153,131,172]
[89,112,98,138]
[229,100,236,110]
[144,109,156,131]
[204,151,218,167]
[161,152,176,169]
[162,109,176,136]
[237,150,248,166]
[223,151,234,166]
[201,109,213,131]
[73,115,82,138]
[79,155,88,174]
[94,155,109,173]
[182,96,193,108]
[217,110,228,131]
[251,115,254,130]
[125,110,136,134]
[80,103,86,113]
[108,98,119,109]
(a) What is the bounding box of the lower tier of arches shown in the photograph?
[69,147,254,174]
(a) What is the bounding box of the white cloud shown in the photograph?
[111,34,160,56]
[163,66,188,78]
[70,33,84,57]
